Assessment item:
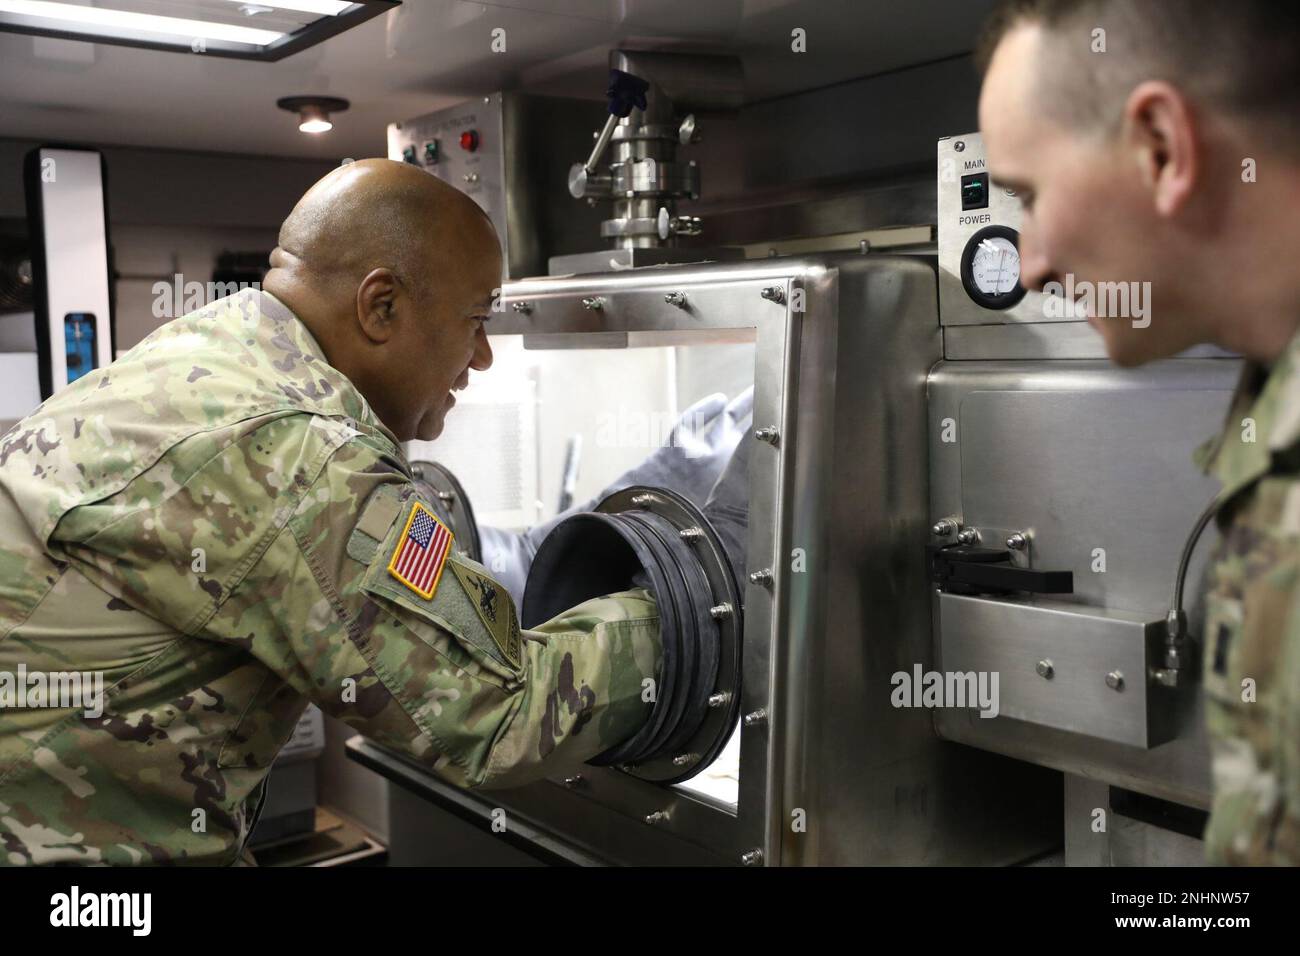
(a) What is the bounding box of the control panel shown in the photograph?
[388,95,508,257]
[388,94,604,279]
[937,132,1058,327]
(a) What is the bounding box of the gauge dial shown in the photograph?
[960,224,1028,310]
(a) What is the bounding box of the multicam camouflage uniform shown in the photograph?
[0,289,661,866]
[1197,330,1300,864]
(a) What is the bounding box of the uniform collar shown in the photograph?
[258,289,405,453]
[1197,324,1300,503]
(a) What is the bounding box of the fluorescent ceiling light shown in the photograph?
[226,0,353,14]
[0,0,393,60]
[0,1,284,45]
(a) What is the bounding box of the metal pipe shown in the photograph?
[584,113,619,175]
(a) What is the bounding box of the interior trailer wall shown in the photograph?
[0,137,334,350]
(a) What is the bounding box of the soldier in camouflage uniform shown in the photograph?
[0,160,662,865]
[978,0,1300,863]
[1196,341,1300,864]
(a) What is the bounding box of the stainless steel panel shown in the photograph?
[937,594,1174,747]
[1062,773,1205,865]
[929,359,1239,807]
[547,246,743,277]
[372,253,1061,865]
[957,385,1230,614]
[937,132,1053,327]
[688,177,937,250]
[1109,815,1206,867]
[943,322,1236,361]
[388,94,604,278]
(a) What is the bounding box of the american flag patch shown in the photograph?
[387,502,454,599]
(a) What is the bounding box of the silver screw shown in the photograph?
[859,239,871,254]
[679,527,703,542]
[581,296,605,310]
[562,775,583,789]
[741,848,764,866]
[436,490,455,503]
[954,140,966,152]
[932,518,959,537]
[957,529,981,545]
[1036,659,1054,680]
[664,291,687,307]
[511,300,533,314]
[709,603,733,621]
[760,286,786,303]
[754,426,780,445]
[631,493,657,507]
[707,691,730,708]
[743,708,767,727]
[1106,670,1125,691]
[671,754,697,767]
[463,172,479,184]
[645,810,670,825]
[1007,532,1028,551]
[749,568,773,587]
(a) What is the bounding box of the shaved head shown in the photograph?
[264,159,502,442]
[275,158,491,299]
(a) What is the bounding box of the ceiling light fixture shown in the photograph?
[0,0,398,61]
[278,95,350,134]
[230,1,354,14]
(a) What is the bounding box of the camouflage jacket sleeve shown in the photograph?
[1200,474,1300,864]
[53,412,662,791]
[227,428,663,790]
[1196,335,1300,864]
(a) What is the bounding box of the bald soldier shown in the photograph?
[0,159,664,865]
[977,1,1300,863]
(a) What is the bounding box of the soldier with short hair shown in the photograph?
[977,0,1300,863]
[0,159,734,865]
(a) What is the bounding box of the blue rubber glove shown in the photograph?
[479,386,754,604]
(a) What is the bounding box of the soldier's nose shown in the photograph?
[470,326,493,372]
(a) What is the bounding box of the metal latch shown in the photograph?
[927,543,1073,597]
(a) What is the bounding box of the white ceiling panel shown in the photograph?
[0,0,995,159]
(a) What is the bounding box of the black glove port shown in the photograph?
[522,485,744,784]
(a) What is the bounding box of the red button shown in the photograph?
[459,129,478,151]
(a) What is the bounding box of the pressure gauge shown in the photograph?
[960,224,1027,310]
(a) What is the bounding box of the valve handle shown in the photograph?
[606,68,650,117]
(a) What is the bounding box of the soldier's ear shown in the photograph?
[356,268,400,343]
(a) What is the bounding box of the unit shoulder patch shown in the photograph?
[387,501,454,599]
[448,557,523,669]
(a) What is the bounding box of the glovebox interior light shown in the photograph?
[0,0,398,61]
